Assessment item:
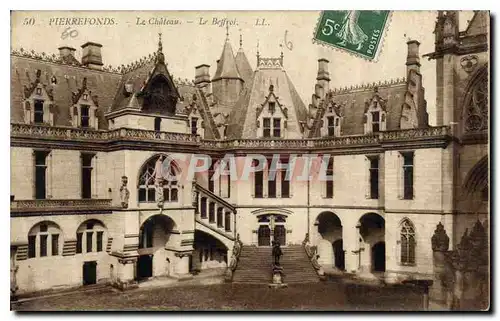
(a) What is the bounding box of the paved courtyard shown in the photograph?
[12,281,424,311]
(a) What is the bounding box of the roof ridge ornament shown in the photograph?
[157,32,165,64]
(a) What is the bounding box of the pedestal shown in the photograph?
[114,255,138,291]
[174,252,193,280]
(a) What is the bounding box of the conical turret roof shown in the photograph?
[212,38,242,82]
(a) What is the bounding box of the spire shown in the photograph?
[239,33,243,48]
[212,29,242,81]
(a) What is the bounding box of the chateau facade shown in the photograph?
[10,11,488,294]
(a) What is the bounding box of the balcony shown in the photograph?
[11,198,114,215]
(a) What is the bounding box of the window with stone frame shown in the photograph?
[24,85,55,126]
[364,96,387,134]
[263,118,271,138]
[327,116,335,136]
[138,155,179,203]
[27,221,62,259]
[401,152,414,200]
[34,150,50,200]
[81,153,94,199]
[368,156,380,199]
[254,159,264,198]
[71,89,98,129]
[75,220,106,254]
[464,68,488,133]
[400,219,416,265]
[191,117,198,135]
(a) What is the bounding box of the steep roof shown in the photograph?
[11,54,122,129]
[464,11,489,37]
[235,47,254,85]
[225,57,308,139]
[212,40,242,81]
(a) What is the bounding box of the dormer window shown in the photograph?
[80,105,90,128]
[327,116,335,136]
[364,89,387,134]
[34,100,44,124]
[154,117,162,132]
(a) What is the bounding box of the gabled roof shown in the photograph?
[212,39,242,81]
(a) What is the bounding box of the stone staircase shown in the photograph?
[232,245,320,284]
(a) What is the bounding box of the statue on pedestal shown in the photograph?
[152,155,165,208]
[119,176,130,209]
[272,241,283,266]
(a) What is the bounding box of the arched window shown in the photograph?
[28,221,62,258]
[400,219,416,265]
[76,220,107,254]
[464,68,488,133]
[138,155,179,203]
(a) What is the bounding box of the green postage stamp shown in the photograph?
[313,10,391,61]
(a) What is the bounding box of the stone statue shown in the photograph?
[272,241,283,266]
[152,155,165,207]
[119,176,130,209]
[431,222,450,252]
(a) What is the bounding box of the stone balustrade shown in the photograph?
[193,183,236,236]
[11,123,451,150]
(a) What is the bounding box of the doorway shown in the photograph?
[82,261,97,285]
[372,242,386,272]
[258,225,271,246]
[136,255,153,280]
[333,239,345,271]
[274,225,286,245]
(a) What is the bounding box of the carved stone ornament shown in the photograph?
[431,222,450,252]
[119,176,130,209]
[460,55,478,73]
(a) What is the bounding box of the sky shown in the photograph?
[11,11,475,126]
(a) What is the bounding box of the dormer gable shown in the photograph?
[184,99,205,138]
[363,87,387,134]
[23,69,55,125]
[320,101,343,137]
[256,84,288,138]
[70,77,99,129]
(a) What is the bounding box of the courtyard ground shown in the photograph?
[12,280,425,311]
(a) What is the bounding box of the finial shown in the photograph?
[225,23,229,41]
[158,32,163,53]
[239,33,243,48]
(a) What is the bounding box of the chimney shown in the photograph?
[58,46,76,60]
[194,64,211,94]
[406,40,421,74]
[316,58,330,96]
[81,42,103,70]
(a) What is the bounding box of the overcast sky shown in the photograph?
[11,11,475,126]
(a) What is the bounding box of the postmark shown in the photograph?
[313,10,391,61]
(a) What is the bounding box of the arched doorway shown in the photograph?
[358,213,385,274]
[137,214,176,281]
[372,242,386,272]
[257,214,287,246]
[193,231,228,272]
[315,212,343,269]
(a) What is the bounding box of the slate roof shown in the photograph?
[212,40,242,81]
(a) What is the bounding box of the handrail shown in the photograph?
[194,183,236,213]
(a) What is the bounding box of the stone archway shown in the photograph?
[137,214,177,281]
[358,213,385,277]
[315,212,343,270]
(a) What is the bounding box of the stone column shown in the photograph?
[342,221,359,274]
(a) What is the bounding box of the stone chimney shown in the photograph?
[58,46,76,60]
[406,40,421,74]
[194,64,211,94]
[81,42,103,70]
[316,58,330,97]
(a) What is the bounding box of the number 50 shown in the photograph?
[322,19,337,36]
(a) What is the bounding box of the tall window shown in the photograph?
[34,100,44,124]
[76,220,106,254]
[327,116,335,137]
[280,159,290,198]
[191,117,198,135]
[263,118,271,138]
[400,219,416,265]
[138,155,179,203]
[81,153,94,199]
[154,117,162,132]
[254,161,264,198]
[27,222,61,259]
[371,111,380,132]
[326,157,334,198]
[402,152,414,199]
[369,156,379,199]
[34,150,49,200]
[80,105,90,128]
[273,118,281,137]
